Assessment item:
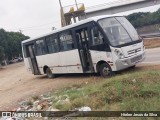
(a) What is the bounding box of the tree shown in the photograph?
[7,32,29,59]
[0,29,30,64]
[126,8,160,28]
[0,46,4,63]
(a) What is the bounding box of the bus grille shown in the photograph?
[131,55,142,63]
[128,48,141,55]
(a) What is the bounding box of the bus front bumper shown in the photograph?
[114,52,145,71]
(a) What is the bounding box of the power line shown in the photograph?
[8,19,60,31]
[24,28,52,31]
[20,22,55,29]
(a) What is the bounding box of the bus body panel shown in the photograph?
[58,49,83,73]
[36,49,83,74]
[110,42,145,71]
[90,50,113,72]
[120,42,144,58]
[36,52,59,74]
[114,51,145,71]
[24,58,32,73]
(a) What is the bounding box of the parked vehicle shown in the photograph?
[8,57,23,64]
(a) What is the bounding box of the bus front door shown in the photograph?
[27,45,40,75]
[75,28,94,73]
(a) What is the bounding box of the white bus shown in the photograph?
[22,15,145,78]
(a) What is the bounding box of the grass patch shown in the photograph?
[31,95,40,101]
[26,100,33,106]
[51,68,160,111]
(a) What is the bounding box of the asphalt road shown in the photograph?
[140,47,160,65]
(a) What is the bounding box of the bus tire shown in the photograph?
[99,63,113,78]
[130,65,136,69]
[46,67,55,79]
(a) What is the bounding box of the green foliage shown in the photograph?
[0,29,29,63]
[126,8,160,28]
[0,46,4,63]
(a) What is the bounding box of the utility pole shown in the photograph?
[75,0,79,21]
[59,0,62,8]
[59,0,66,27]
[75,0,78,11]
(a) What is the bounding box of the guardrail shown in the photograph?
[140,33,160,38]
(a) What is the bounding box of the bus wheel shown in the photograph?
[99,63,113,78]
[46,68,55,79]
[130,65,136,69]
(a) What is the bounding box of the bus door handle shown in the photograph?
[80,49,86,67]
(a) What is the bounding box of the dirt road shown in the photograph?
[0,62,98,111]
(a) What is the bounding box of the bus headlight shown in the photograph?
[114,49,125,59]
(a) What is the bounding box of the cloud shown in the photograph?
[0,0,62,37]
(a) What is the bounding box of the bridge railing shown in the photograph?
[86,0,145,12]
[63,3,85,15]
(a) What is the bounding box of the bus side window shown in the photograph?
[91,27,104,46]
[35,39,46,56]
[24,45,30,58]
[46,35,59,53]
[59,31,74,51]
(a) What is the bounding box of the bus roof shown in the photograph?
[22,15,119,44]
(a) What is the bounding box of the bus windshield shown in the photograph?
[98,17,139,46]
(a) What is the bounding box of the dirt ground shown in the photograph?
[0,62,100,111]
[144,38,160,49]
[0,61,160,111]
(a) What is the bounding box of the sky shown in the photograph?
[0,0,160,38]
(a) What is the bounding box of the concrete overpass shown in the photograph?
[82,0,160,18]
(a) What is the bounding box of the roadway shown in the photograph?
[140,33,160,38]
[140,47,160,65]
